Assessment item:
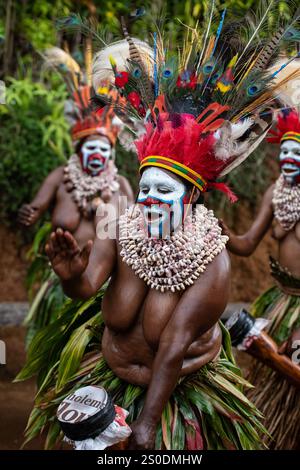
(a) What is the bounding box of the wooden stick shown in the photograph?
[247,331,300,389]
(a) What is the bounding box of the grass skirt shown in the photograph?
[17,290,267,450]
[247,258,300,449]
[24,223,65,347]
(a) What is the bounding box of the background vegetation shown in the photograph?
[0,0,293,229]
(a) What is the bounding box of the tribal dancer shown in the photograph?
[221,106,300,449]
[17,8,300,449]
[17,47,134,342]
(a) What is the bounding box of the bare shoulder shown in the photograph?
[185,249,230,305]
[46,165,65,184]
[118,175,134,197]
[171,250,230,329]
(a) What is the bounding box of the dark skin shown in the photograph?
[18,134,134,248]
[45,180,231,450]
[220,179,300,356]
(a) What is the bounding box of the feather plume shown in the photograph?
[268,57,300,107]
[42,47,82,89]
[92,39,153,91]
[91,2,300,200]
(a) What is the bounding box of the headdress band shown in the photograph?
[139,156,207,192]
[281,131,300,144]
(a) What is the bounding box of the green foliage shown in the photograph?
[0,76,72,224]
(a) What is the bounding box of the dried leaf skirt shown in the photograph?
[247,257,300,449]
[17,290,267,450]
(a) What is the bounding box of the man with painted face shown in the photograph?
[220,108,300,449]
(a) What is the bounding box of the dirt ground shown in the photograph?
[0,325,44,450]
[0,224,29,301]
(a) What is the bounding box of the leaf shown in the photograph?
[161,401,173,450]
[56,313,101,391]
[45,420,63,450]
[171,401,185,450]
[121,383,144,409]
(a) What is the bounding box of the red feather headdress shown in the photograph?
[92,8,300,200]
[267,109,300,145]
[71,85,121,145]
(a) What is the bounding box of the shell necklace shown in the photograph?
[272,175,300,231]
[63,154,120,212]
[119,205,228,292]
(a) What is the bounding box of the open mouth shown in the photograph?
[281,164,298,175]
[145,209,163,223]
[88,160,104,171]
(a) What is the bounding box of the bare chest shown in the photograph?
[272,219,300,241]
[102,260,182,349]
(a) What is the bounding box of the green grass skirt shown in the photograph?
[24,222,65,348]
[247,261,300,449]
[17,290,268,450]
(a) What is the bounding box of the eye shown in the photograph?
[140,187,149,194]
[100,147,109,152]
[158,187,172,194]
[87,145,96,150]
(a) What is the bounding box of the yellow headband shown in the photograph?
[281,131,300,144]
[139,156,207,192]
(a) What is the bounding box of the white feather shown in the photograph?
[220,119,271,176]
[92,39,154,91]
[214,119,254,161]
[268,57,300,109]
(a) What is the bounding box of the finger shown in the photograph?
[50,231,61,253]
[64,231,80,254]
[81,240,93,263]
[18,217,31,226]
[52,229,65,251]
[21,205,35,214]
[45,242,54,260]
[56,228,69,251]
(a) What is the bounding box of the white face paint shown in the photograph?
[279,140,300,184]
[80,136,112,175]
[137,167,187,238]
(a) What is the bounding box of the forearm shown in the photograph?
[138,346,184,426]
[227,233,259,256]
[62,272,97,300]
[29,191,54,215]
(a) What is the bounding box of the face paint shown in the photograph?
[79,136,112,176]
[137,167,187,238]
[279,140,300,184]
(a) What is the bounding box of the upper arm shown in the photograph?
[160,250,230,352]
[31,166,63,208]
[245,184,274,244]
[118,175,135,205]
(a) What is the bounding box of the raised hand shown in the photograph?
[18,204,40,226]
[45,228,93,281]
